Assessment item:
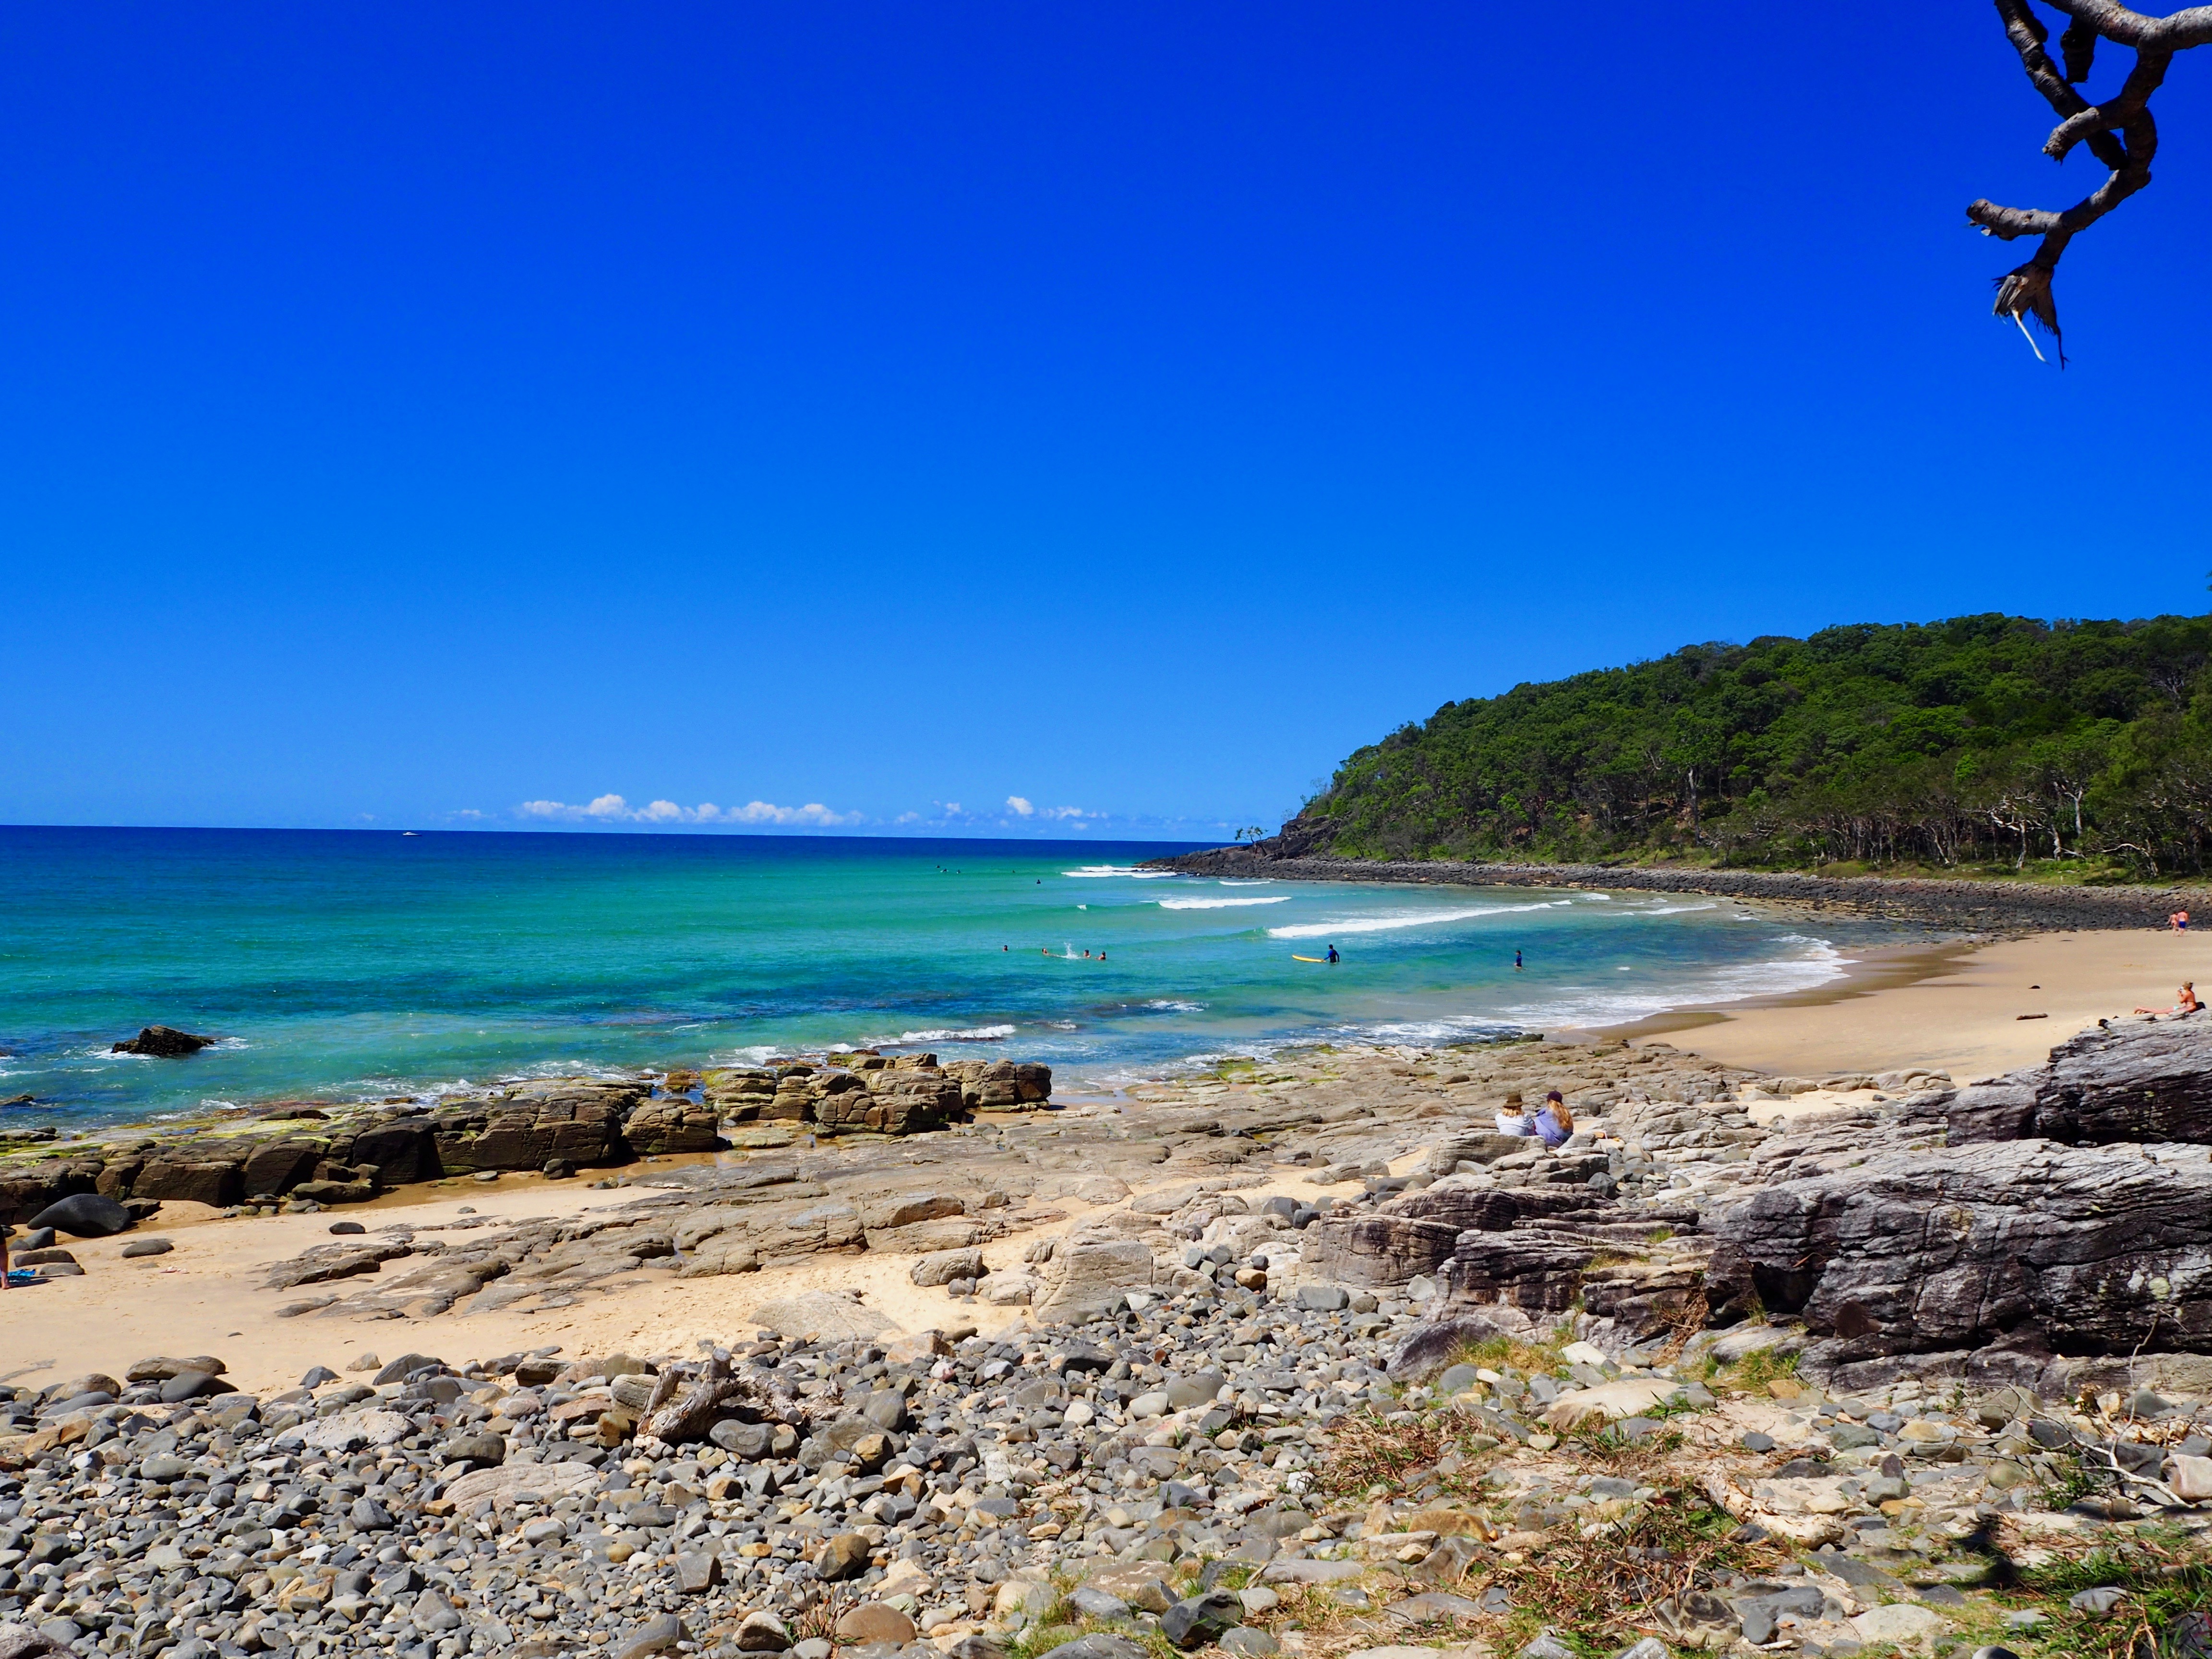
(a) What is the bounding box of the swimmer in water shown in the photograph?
[1326,945,1339,963]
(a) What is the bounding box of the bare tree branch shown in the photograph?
[1968,0,2210,361]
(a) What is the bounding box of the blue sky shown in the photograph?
[5,3,2209,841]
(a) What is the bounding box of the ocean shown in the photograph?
[0,827,1920,1130]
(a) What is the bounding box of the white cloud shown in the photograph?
[1006,795,1088,822]
[517,794,859,828]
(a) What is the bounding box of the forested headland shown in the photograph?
[1287,612,2212,877]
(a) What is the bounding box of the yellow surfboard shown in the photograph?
[1291,954,1327,962]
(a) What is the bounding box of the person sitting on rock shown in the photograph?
[1533,1089,1575,1148]
[1494,1091,1539,1137]
[2136,982,2200,1015]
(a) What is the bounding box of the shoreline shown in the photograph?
[1146,847,2209,932]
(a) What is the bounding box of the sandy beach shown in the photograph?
[1610,925,2211,1081]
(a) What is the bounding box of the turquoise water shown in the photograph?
[0,827,1919,1129]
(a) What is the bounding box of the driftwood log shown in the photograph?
[639,1356,820,1445]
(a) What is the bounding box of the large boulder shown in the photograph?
[110,1026,216,1057]
[625,1098,724,1156]
[1949,1014,2212,1147]
[241,1139,329,1196]
[29,1191,132,1238]
[1034,1236,1154,1319]
[1309,1181,1611,1286]
[1705,1139,2212,1381]
[343,1118,443,1185]
[1299,1213,1464,1286]
[130,1159,244,1208]
[428,1083,639,1173]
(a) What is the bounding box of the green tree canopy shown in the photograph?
[1300,613,2212,875]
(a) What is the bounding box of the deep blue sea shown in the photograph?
[0,827,1920,1130]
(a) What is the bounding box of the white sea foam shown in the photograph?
[1143,999,1207,1013]
[1157,896,1292,910]
[860,1023,1018,1046]
[1216,879,1274,887]
[1618,901,1719,917]
[706,1045,781,1067]
[1267,899,1567,939]
[1063,866,1178,878]
[1492,937,1850,1029]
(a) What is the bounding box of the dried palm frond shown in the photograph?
[1994,262,2065,366]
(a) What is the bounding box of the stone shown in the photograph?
[159,1370,231,1402]
[441,1459,600,1508]
[2071,1588,2130,1617]
[1035,1640,1147,1659]
[911,1248,986,1287]
[131,1160,245,1207]
[1085,1563,1175,1613]
[817,1530,872,1579]
[110,1025,216,1057]
[1296,1284,1351,1311]
[120,1237,173,1258]
[443,1432,506,1466]
[2169,1454,2212,1500]
[1262,1558,1367,1584]
[746,1292,897,1342]
[293,1408,413,1454]
[26,1191,131,1238]
[1070,1588,1130,1620]
[1162,1591,1244,1648]
[1520,1637,1578,1659]
[676,1551,720,1593]
[1036,1236,1155,1316]
[0,1627,61,1659]
[1851,1604,1947,1650]
[1302,1214,1467,1286]
[1238,1587,1281,1615]
[125,1353,228,1381]
[734,1612,790,1652]
[834,1605,918,1646]
[617,1613,691,1659]
[1221,1631,1279,1657]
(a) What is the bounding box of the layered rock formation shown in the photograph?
[1947,1009,2212,1145]
[0,1054,1056,1221]
[1704,1139,2212,1389]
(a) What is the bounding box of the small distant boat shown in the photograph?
[402,831,420,837]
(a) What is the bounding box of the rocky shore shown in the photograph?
[0,1055,1055,1237]
[4,1016,2210,1659]
[1144,847,2208,935]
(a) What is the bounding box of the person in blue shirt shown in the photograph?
[1533,1089,1574,1148]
